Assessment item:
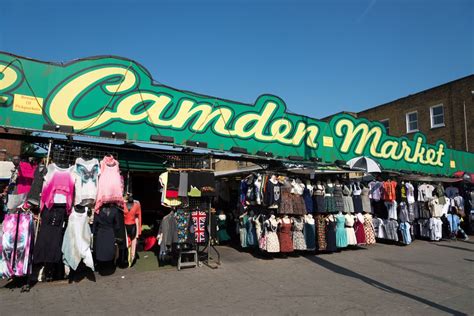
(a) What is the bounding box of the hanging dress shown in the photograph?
[316,214,327,251]
[361,187,372,213]
[345,214,357,245]
[335,214,348,248]
[239,214,248,248]
[62,208,94,271]
[246,216,257,247]
[292,217,307,250]
[7,162,37,210]
[325,216,337,252]
[324,185,335,213]
[342,185,354,214]
[354,213,367,245]
[216,215,230,242]
[352,184,363,213]
[278,182,306,215]
[363,213,376,245]
[314,185,325,213]
[265,219,280,253]
[95,156,123,212]
[35,164,75,264]
[277,220,294,253]
[334,185,344,213]
[93,204,123,262]
[0,211,34,278]
[302,187,313,214]
[303,215,316,250]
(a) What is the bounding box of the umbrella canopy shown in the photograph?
[453,171,474,183]
[346,156,382,173]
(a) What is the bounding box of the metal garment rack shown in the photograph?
[168,167,221,269]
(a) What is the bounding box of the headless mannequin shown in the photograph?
[255,175,263,205]
[124,193,140,265]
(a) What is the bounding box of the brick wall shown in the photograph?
[357,75,473,152]
[0,129,23,160]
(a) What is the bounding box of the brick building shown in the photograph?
[0,129,22,160]
[323,75,474,153]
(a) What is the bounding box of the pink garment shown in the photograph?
[40,168,75,214]
[17,162,37,194]
[0,212,35,278]
[95,156,123,212]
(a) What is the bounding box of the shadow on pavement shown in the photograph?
[464,258,474,262]
[372,258,465,289]
[433,244,474,253]
[306,256,467,316]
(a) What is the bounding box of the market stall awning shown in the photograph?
[400,174,462,183]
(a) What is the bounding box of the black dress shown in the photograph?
[325,220,337,252]
[34,204,68,263]
[352,195,363,213]
[93,204,124,262]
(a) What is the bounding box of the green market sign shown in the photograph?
[0,52,473,175]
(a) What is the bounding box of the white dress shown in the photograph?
[62,208,94,271]
[345,214,358,245]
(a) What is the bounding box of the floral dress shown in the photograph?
[265,219,280,253]
[292,217,307,250]
[363,213,376,245]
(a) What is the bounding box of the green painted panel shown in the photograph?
[0,52,472,175]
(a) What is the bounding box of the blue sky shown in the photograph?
[1,0,472,118]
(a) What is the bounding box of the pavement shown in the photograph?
[1,239,473,315]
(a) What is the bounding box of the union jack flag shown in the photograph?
[191,210,207,243]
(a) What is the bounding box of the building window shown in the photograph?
[430,104,445,128]
[406,111,418,133]
[380,119,390,134]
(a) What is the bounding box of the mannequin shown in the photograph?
[280,214,291,224]
[255,174,263,205]
[123,193,142,266]
[306,180,314,194]
[269,175,278,184]
[304,213,315,224]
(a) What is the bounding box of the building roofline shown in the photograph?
[320,111,358,121]
[357,74,474,114]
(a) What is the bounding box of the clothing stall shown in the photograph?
[214,166,473,258]
[0,138,219,290]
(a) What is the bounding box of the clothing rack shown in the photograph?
[166,167,220,269]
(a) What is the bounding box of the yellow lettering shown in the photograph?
[292,122,319,148]
[335,119,382,156]
[270,119,293,144]
[48,66,137,130]
[0,63,19,91]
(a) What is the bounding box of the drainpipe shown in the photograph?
[464,100,469,152]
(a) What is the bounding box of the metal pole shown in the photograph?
[463,101,469,152]
[45,139,53,165]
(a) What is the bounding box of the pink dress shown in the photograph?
[40,164,75,214]
[17,161,37,194]
[95,156,123,212]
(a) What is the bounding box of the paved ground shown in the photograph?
[1,239,473,315]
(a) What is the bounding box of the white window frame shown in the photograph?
[406,111,419,133]
[430,104,445,128]
[380,119,390,134]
